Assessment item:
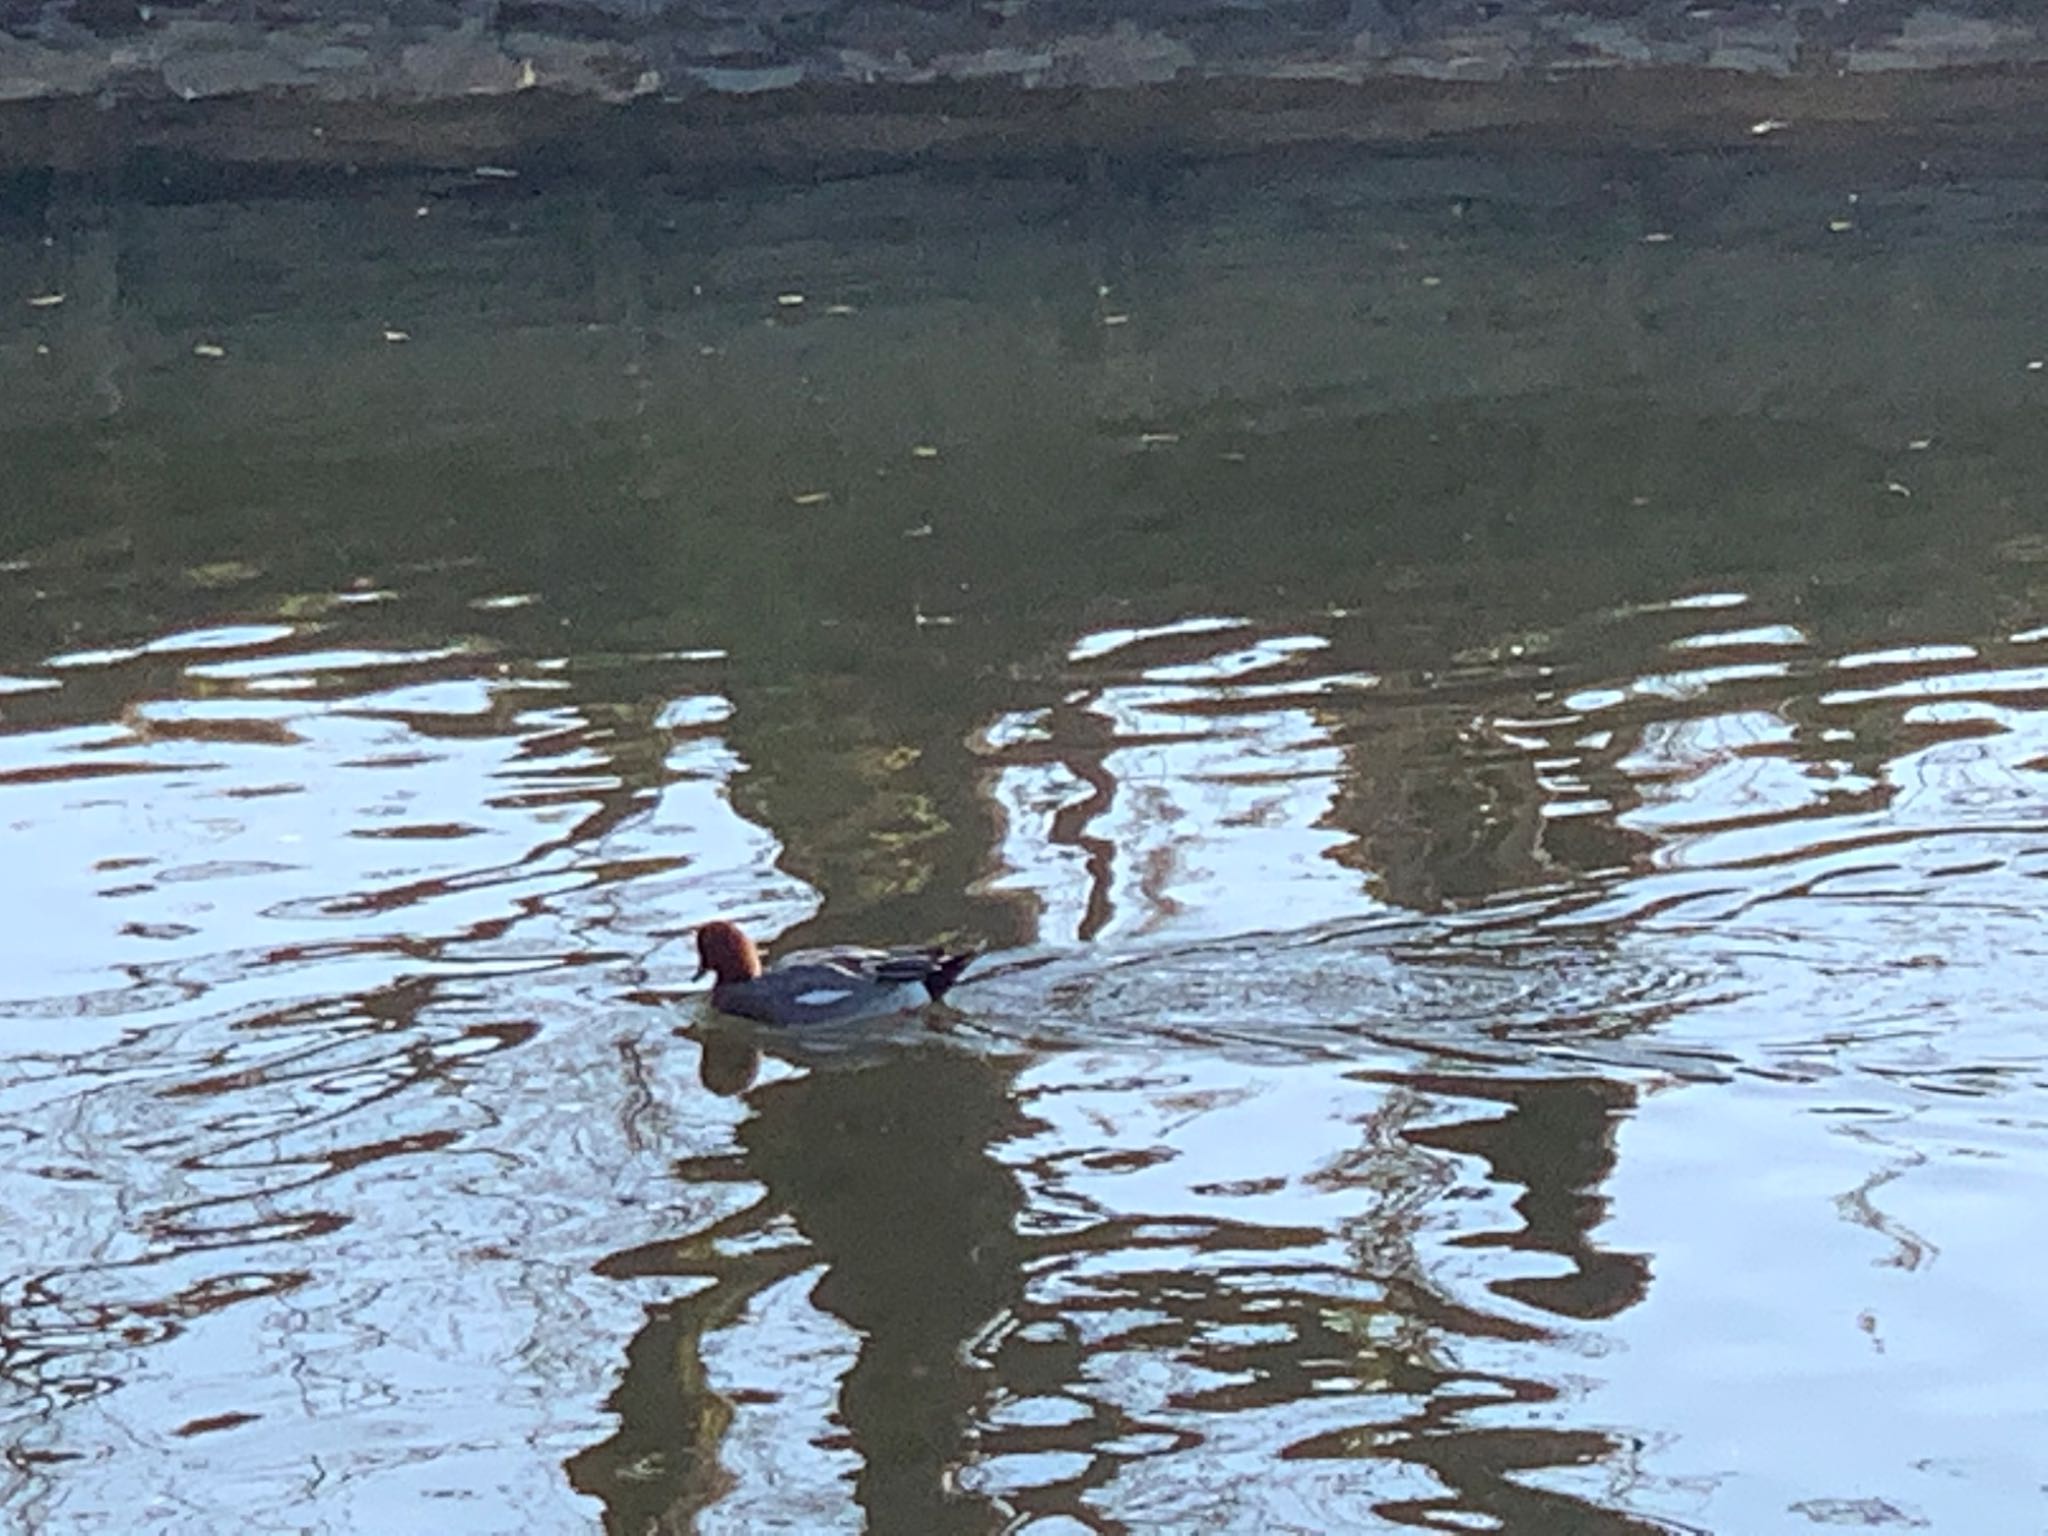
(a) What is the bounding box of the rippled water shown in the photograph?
[4,145,2048,1533]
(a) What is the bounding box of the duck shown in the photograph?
[693,919,977,1025]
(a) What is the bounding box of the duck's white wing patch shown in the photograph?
[793,988,855,1007]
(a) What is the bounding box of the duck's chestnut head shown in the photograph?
[694,920,764,984]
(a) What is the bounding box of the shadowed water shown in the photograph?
[3,142,2047,1534]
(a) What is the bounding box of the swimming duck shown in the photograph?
[694,919,977,1025]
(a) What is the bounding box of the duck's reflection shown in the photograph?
[571,1036,1029,1534]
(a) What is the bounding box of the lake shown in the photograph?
[3,140,2046,1533]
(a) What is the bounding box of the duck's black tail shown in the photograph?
[872,944,981,1001]
[922,948,978,1001]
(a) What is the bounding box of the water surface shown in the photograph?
[3,144,2047,1533]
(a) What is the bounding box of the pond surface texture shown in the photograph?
[2,142,2047,1534]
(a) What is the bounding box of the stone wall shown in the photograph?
[2,2,2047,170]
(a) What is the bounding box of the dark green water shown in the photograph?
[3,143,2047,1533]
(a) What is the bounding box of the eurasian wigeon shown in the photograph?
[694,919,977,1025]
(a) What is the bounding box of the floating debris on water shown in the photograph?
[184,559,260,588]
